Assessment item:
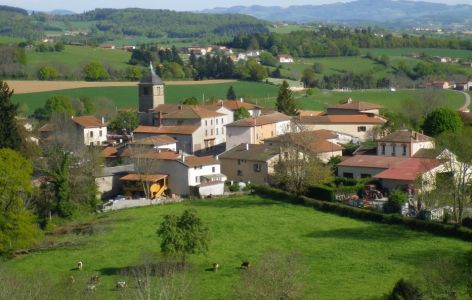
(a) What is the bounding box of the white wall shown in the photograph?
[226,127,252,150]
[83,127,107,146]
[188,163,222,186]
[303,123,379,141]
[275,120,291,135]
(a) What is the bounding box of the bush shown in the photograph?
[384,189,407,214]
[229,183,240,192]
[388,279,422,300]
[462,217,472,229]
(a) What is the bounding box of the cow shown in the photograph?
[89,275,100,284]
[240,261,250,269]
[212,262,219,272]
[77,261,83,270]
[86,284,96,293]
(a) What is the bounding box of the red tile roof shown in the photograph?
[378,130,433,143]
[205,100,262,111]
[263,130,342,153]
[134,125,198,135]
[328,100,382,111]
[153,104,224,119]
[183,155,219,167]
[338,155,407,169]
[374,158,443,181]
[133,135,177,145]
[300,114,385,124]
[38,123,53,132]
[71,116,105,128]
[101,146,118,158]
[226,112,291,127]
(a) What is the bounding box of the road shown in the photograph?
[458,90,471,111]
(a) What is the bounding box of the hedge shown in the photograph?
[253,185,472,242]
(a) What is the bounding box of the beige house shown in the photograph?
[133,125,199,154]
[326,99,382,116]
[299,114,385,141]
[225,112,293,150]
[218,144,280,185]
[429,81,451,89]
[277,54,294,63]
[377,130,434,157]
[204,99,263,118]
[263,130,343,163]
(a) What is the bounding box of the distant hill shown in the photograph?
[0,6,268,40]
[47,9,77,15]
[202,0,472,28]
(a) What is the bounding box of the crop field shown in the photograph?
[11,81,279,113]
[25,45,132,73]
[2,195,470,299]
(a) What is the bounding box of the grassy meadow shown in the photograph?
[360,48,472,59]
[25,45,132,74]
[11,81,466,114]
[3,195,471,299]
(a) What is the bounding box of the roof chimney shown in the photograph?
[347,98,352,103]
[240,97,244,103]
[245,143,249,151]
[101,116,105,124]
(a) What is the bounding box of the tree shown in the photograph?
[235,251,306,300]
[54,41,65,52]
[234,108,251,121]
[182,97,199,105]
[125,66,143,81]
[42,95,74,119]
[259,52,278,67]
[276,80,298,116]
[313,62,324,74]
[379,54,390,66]
[108,111,139,133]
[301,68,318,88]
[273,131,333,194]
[227,85,237,100]
[422,108,463,137]
[0,149,38,255]
[157,209,209,265]
[37,66,59,80]
[48,151,74,218]
[83,62,109,81]
[0,81,22,151]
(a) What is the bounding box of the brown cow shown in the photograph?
[240,261,250,269]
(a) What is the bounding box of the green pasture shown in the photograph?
[269,24,316,34]
[11,81,280,113]
[3,195,470,299]
[360,48,472,59]
[25,45,132,73]
[0,36,25,44]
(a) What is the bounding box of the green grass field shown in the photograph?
[361,48,472,59]
[26,45,132,74]
[11,81,280,113]
[269,24,316,34]
[3,195,470,299]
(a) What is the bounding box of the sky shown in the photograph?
[1,0,470,13]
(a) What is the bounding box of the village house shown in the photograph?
[277,54,294,63]
[428,81,452,89]
[95,164,135,199]
[133,125,199,154]
[263,130,343,163]
[326,99,382,116]
[71,116,108,146]
[225,112,293,150]
[299,114,385,142]
[123,151,227,197]
[376,130,434,157]
[218,143,280,185]
[132,135,177,152]
[337,155,409,179]
[204,99,263,119]
[455,81,472,91]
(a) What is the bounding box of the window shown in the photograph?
[195,176,199,183]
[212,167,215,173]
[361,174,371,178]
[343,172,354,179]
[222,127,224,134]
[156,87,161,95]
[237,170,243,176]
[381,144,386,155]
[99,130,102,137]
[253,163,261,172]
[238,159,241,165]
[402,144,407,156]
[211,119,213,125]
[216,128,219,135]
[205,130,208,136]
[90,131,93,138]
[216,119,219,125]
[205,120,208,126]
[142,86,150,95]
[271,131,274,137]
[211,129,213,135]
[392,144,396,156]
[357,126,367,132]
[221,118,224,124]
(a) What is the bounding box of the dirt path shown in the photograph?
[6,79,237,94]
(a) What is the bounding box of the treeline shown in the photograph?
[228,27,472,58]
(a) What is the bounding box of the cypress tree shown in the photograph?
[276,80,298,116]
[0,81,21,150]
[227,85,237,100]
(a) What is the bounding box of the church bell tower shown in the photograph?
[138,62,165,112]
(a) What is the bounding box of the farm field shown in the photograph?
[11,81,279,113]
[25,45,132,74]
[11,81,466,114]
[3,195,470,299]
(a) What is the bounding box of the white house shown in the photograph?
[277,54,294,63]
[377,130,434,157]
[71,116,107,146]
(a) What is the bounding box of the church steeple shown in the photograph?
[138,61,165,112]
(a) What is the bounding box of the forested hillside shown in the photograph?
[0,6,268,41]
